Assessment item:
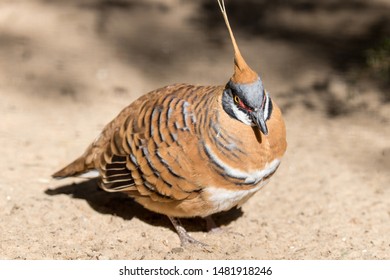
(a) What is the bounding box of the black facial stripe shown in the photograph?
[266,96,273,121]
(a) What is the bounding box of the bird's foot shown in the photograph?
[168,216,208,247]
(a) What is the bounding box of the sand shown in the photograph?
[0,0,389,259]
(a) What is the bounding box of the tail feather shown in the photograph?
[52,156,91,179]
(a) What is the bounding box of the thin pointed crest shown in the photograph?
[217,0,240,60]
[217,0,258,84]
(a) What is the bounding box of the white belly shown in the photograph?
[203,158,281,216]
[204,178,270,215]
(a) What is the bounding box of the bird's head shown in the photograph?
[223,77,272,135]
[218,0,272,135]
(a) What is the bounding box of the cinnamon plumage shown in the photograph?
[53,0,287,246]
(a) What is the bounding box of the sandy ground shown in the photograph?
[0,0,389,259]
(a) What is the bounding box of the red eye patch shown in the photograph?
[238,99,253,112]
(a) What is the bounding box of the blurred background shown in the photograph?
[0,0,389,259]
[1,0,389,112]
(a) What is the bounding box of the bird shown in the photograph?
[52,0,287,246]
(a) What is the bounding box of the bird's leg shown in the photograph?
[168,216,207,247]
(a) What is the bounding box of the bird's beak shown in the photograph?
[250,109,268,135]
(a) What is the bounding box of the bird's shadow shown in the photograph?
[45,179,243,233]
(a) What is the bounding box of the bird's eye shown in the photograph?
[234,95,240,104]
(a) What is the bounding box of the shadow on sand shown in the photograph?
[45,178,243,234]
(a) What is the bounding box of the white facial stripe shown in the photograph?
[204,143,280,184]
[232,104,252,125]
[263,93,270,120]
